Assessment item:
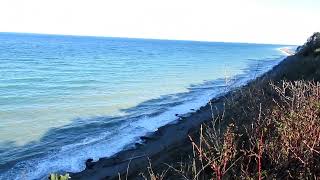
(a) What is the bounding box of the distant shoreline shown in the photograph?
[279,47,295,56]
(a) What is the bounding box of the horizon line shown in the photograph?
[0,31,298,46]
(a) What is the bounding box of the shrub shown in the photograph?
[154,80,320,179]
[297,32,320,56]
[49,173,70,180]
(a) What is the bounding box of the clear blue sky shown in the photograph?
[0,0,319,45]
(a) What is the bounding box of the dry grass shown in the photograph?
[141,80,320,179]
[140,158,169,180]
[266,81,320,178]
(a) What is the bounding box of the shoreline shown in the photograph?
[70,95,225,179]
[279,47,295,56]
[70,54,291,179]
[0,46,287,180]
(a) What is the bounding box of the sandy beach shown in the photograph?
[279,47,295,56]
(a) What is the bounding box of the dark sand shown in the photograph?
[70,96,225,179]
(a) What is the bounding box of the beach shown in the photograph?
[0,0,319,178]
[70,52,295,180]
[279,47,295,56]
[71,96,224,179]
[0,33,289,180]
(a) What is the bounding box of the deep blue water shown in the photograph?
[0,33,291,179]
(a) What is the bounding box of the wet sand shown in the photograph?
[70,95,226,179]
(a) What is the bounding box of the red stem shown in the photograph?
[258,133,263,180]
[216,166,221,180]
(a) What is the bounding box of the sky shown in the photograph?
[0,0,319,45]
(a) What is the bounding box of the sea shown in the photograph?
[0,33,294,179]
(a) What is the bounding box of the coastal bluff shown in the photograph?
[70,32,320,180]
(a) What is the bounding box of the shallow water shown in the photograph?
[0,33,292,179]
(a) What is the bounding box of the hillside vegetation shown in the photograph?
[141,33,320,179]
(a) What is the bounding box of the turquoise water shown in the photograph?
[0,33,290,179]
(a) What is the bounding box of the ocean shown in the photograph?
[0,33,292,179]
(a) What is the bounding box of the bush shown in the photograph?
[297,32,320,56]
[149,80,320,179]
[49,173,70,180]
